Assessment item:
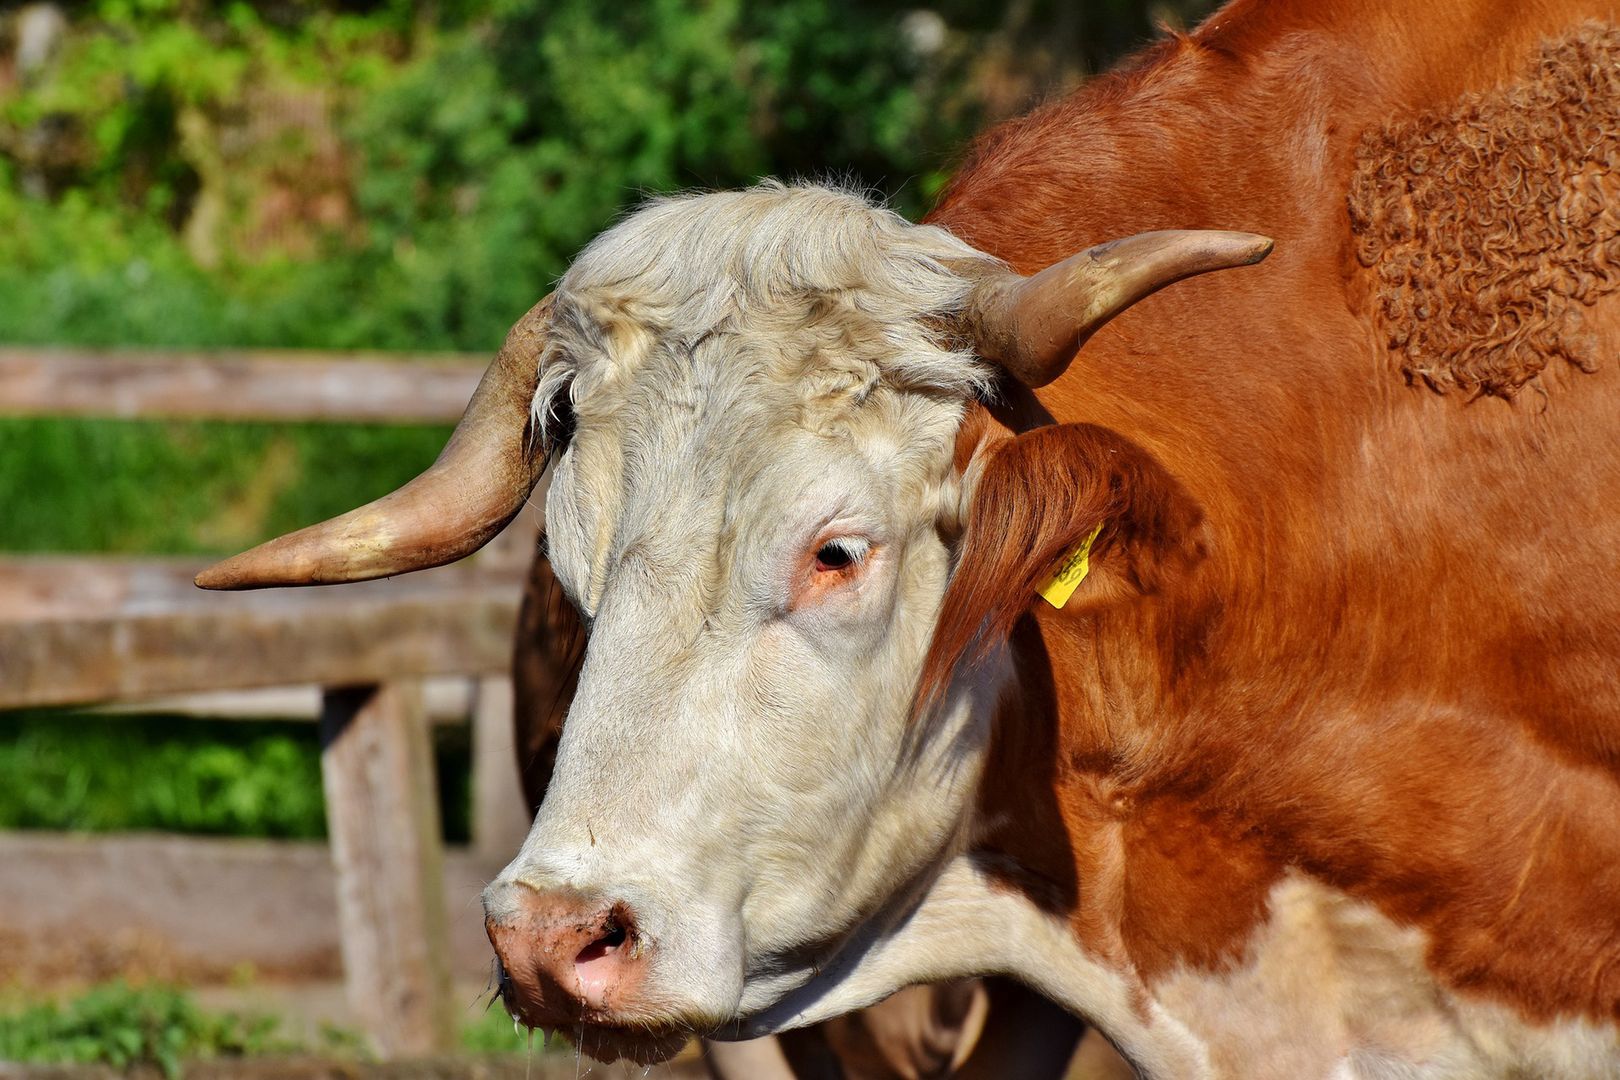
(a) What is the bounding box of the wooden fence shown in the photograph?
[0,346,536,1058]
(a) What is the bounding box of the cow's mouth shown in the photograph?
[494,956,696,1065]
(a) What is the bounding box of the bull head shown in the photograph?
[194,185,1268,1065]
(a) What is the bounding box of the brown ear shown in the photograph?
[917,424,1204,709]
[513,544,587,816]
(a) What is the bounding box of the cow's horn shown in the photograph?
[194,296,555,590]
[966,230,1273,387]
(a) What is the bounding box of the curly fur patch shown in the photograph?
[1348,23,1620,397]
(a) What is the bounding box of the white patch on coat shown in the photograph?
[728,854,1212,1080]
[1149,873,1620,1079]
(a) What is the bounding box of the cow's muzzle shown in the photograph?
[483,880,654,1029]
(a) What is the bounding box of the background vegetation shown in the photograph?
[0,0,1213,354]
[0,709,476,841]
[0,984,294,1077]
[0,981,526,1072]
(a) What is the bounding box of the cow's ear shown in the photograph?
[936,402,999,541]
[920,423,1205,703]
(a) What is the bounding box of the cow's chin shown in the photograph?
[545,1024,691,1066]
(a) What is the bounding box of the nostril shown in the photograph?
[575,914,631,965]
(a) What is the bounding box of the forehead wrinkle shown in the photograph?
[536,183,997,426]
[547,234,975,614]
[604,346,779,621]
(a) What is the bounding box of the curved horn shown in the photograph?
[966,230,1273,387]
[195,296,556,590]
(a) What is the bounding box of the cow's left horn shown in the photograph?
[965,230,1273,387]
[194,296,555,590]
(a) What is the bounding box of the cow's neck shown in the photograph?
[966,557,1620,1062]
[970,595,1280,976]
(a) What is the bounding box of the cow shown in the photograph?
[198,0,1620,1076]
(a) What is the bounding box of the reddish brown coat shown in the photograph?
[923,0,1620,1025]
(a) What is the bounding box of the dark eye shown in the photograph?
[814,538,867,573]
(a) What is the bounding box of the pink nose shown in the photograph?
[484,882,650,1027]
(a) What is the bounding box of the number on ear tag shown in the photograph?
[1035,523,1104,609]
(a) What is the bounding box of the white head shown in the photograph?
[486,185,997,1056]
[194,181,1269,1063]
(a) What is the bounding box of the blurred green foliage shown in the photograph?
[0,417,450,553]
[0,0,1215,352]
[0,712,326,838]
[0,0,980,351]
[458,1003,542,1055]
[0,711,474,842]
[0,983,292,1078]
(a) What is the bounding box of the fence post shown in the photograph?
[471,675,532,862]
[319,680,454,1058]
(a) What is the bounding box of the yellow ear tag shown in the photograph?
[1035,523,1104,609]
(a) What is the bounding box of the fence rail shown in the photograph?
[0,557,519,709]
[0,345,486,423]
[1,346,536,1059]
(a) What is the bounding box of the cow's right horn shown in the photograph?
[965,230,1273,387]
[194,295,556,590]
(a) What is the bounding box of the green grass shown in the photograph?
[0,983,552,1074]
[0,711,325,839]
[0,983,294,1078]
[0,711,474,844]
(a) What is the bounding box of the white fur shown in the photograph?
[1148,874,1620,1079]
[735,864,1620,1079]
[727,854,1212,1079]
[494,182,1003,1029]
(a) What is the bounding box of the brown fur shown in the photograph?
[512,542,587,814]
[1348,23,1620,397]
[508,0,1620,1046]
[927,0,1620,1030]
[918,423,1205,715]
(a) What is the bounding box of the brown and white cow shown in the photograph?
[200,0,1620,1075]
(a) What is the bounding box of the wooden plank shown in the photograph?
[0,557,521,709]
[320,681,454,1058]
[0,346,485,423]
[0,832,505,986]
[88,679,477,725]
[470,676,532,861]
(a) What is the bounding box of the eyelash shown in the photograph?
[814,537,869,573]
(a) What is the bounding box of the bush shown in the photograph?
[0,0,997,352]
[0,982,549,1071]
[0,712,327,839]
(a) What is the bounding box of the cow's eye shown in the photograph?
[814,538,868,573]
